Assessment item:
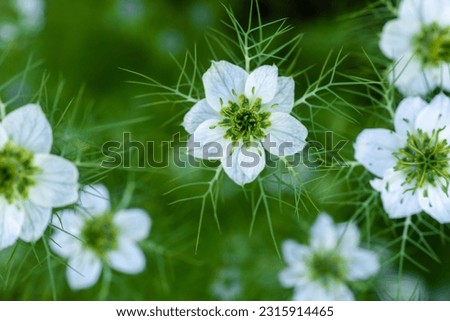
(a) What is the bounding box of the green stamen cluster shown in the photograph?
[394,129,450,189]
[218,94,271,145]
[308,251,347,283]
[0,142,39,203]
[81,214,119,257]
[414,22,450,66]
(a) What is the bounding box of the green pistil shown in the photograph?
[81,214,119,257]
[394,129,450,189]
[218,94,271,145]
[308,251,347,283]
[414,23,450,66]
[0,142,39,203]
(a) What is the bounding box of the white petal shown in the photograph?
[310,213,338,251]
[394,96,427,137]
[2,104,52,153]
[79,184,110,216]
[182,99,221,134]
[51,210,84,257]
[346,249,380,281]
[0,125,8,149]
[441,63,450,92]
[379,169,422,219]
[418,183,450,223]
[354,128,403,177]
[189,119,229,160]
[245,65,278,104]
[52,209,84,235]
[262,77,295,113]
[50,230,83,258]
[293,281,354,301]
[0,200,24,250]
[281,239,310,266]
[107,238,146,274]
[415,93,450,141]
[379,19,419,60]
[398,0,419,19]
[67,251,102,290]
[279,267,309,289]
[28,154,79,208]
[203,61,248,111]
[264,112,307,156]
[398,0,450,26]
[370,178,383,192]
[391,58,437,96]
[113,209,151,241]
[222,142,266,185]
[19,201,51,242]
[420,0,448,25]
[335,222,360,253]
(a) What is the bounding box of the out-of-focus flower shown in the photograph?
[279,213,379,300]
[210,267,242,300]
[380,0,450,96]
[51,184,151,290]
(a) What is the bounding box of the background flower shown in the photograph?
[51,184,151,290]
[379,0,450,96]
[279,213,379,301]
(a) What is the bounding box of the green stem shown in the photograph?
[99,265,112,300]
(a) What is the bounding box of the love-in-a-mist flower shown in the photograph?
[279,213,379,301]
[183,60,308,185]
[0,104,78,250]
[380,0,450,96]
[355,94,450,223]
[50,184,151,290]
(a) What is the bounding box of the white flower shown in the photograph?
[355,94,450,223]
[0,104,78,250]
[210,267,242,300]
[183,60,308,185]
[279,213,379,301]
[379,0,450,96]
[50,184,151,290]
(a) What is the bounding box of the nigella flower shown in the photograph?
[380,0,450,96]
[50,184,151,290]
[355,94,450,222]
[183,60,308,185]
[279,213,379,301]
[0,104,78,250]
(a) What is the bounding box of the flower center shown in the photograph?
[308,251,347,283]
[219,95,271,144]
[0,142,39,203]
[81,214,119,257]
[394,129,450,189]
[414,23,450,66]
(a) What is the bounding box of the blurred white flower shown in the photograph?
[51,184,151,290]
[14,0,45,30]
[0,104,79,250]
[377,271,428,300]
[0,23,19,43]
[210,267,242,300]
[379,0,450,96]
[355,94,450,223]
[184,60,308,185]
[279,213,379,301]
